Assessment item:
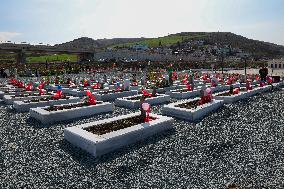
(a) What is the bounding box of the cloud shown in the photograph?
[0,32,21,42]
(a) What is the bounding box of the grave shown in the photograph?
[64,112,174,157]
[162,98,223,121]
[115,94,170,109]
[30,101,114,124]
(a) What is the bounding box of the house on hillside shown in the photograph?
[268,58,284,69]
[131,45,148,51]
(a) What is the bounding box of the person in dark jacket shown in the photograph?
[259,67,268,81]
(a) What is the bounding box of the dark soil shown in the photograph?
[84,115,157,135]
[175,99,202,109]
[23,96,70,103]
[12,93,53,98]
[99,89,128,95]
[126,95,159,101]
[44,101,102,112]
[216,92,232,97]
[174,89,191,93]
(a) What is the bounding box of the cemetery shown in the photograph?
[2,0,284,186]
[0,69,283,188]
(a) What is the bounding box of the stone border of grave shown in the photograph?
[115,94,170,109]
[0,91,38,99]
[240,80,260,87]
[29,101,114,124]
[129,85,141,91]
[165,89,200,99]
[68,88,101,97]
[94,90,138,102]
[3,94,53,105]
[13,96,81,112]
[64,112,174,158]
[46,85,71,93]
[246,85,272,97]
[162,98,223,121]
[213,91,249,104]
[140,86,176,94]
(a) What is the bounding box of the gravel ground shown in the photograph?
[0,89,284,189]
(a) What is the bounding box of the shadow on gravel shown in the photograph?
[26,117,50,129]
[59,128,176,168]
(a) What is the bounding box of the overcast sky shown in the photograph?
[0,0,283,45]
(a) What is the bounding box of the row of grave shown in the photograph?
[1,77,283,158]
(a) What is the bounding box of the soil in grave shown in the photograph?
[84,115,157,135]
[44,101,103,111]
[23,96,70,103]
[12,93,53,98]
[126,95,160,100]
[175,89,193,93]
[99,90,129,95]
[216,92,233,96]
[175,99,204,109]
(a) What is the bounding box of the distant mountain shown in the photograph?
[55,33,284,59]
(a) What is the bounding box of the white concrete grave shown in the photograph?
[162,98,223,121]
[64,112,174,158]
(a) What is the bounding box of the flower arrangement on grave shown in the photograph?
[37,80,45,90]
[85,90,96,105]
[141,103,152,122]
[25,83,33,91]
[255,75,261,81]
[92,82,100,89]
[18,81,25,88]
[141,88,152,98]
[259,81,265,87]
[131,81,138,86]
[9,78,18,85]
[52,86,63,100]
[200,88,213,105]
[38,88,45,95]
[186,83,193,91]
[115,82,121,91]
[83,79,90,87]
[202,74,208,81]
[211,80,217,87]
[226,77,233,85]
[266,76,273,85]
[246,81,252,90]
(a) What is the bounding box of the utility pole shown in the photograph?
[218,51,225,74]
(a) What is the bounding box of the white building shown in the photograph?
[268,58,284,69]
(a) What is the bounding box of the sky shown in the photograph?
[0,0,283,45]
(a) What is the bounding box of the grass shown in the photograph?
[109,33,210,48]
[26,54,77,63]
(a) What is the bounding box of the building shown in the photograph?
[268,58,284,69]
[131,45,148,51]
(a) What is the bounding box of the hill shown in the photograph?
[55,32,284,59]
[55,37,151,49]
